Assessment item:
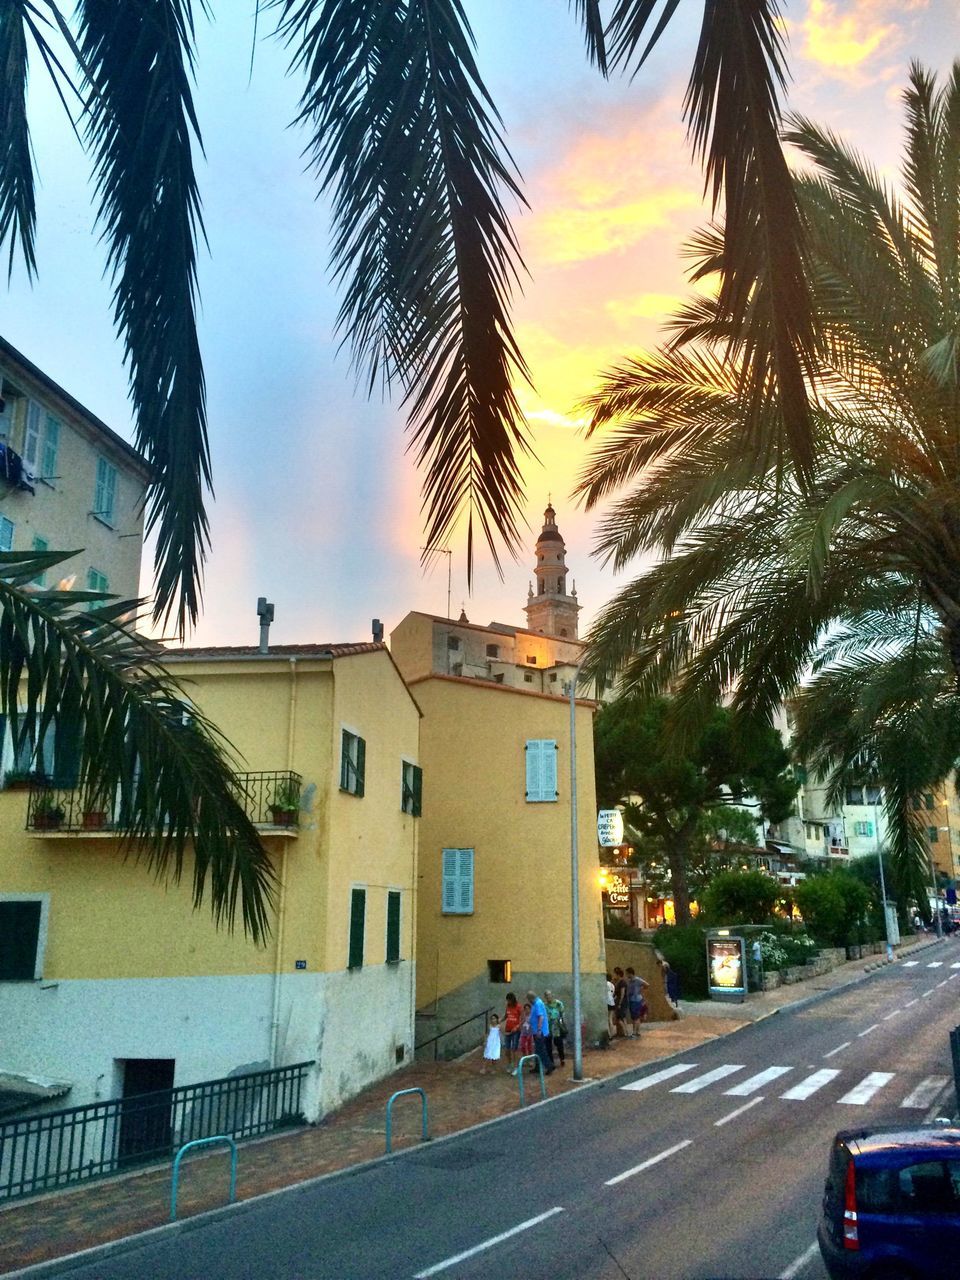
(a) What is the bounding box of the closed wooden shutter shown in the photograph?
[526,739,558,802]
[412,765,422,817]
[348,888,366,969]
[386,891,401,964]
[0,901,42,980]
[442,848,474,914]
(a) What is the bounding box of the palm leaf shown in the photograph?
[1,548,275,944]
[0,0,38,278]
[570,0,608,73]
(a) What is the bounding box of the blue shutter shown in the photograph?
[41,417,59,478]
[525,740,542,800]
[0,516,13,552]
[442,849,459,912]
[542,739,558,800]
[442,849,474,914]
[457,849,474,913]
[23,403,40,469]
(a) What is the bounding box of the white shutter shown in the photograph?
[525,739,542,800]
[541,739,558,800]
[442,848,474,914]
[23,403,40,468]
[41,416,59,478]
[442,848,459,913]
[457,849,474,913]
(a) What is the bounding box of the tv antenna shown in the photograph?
[421,545,452,619]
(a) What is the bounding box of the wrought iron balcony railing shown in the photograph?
[22,771,302,834]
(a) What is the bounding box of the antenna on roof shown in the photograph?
[420,545,453,619]
[257,596,274,654]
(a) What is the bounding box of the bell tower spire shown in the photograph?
[523,501,581,638]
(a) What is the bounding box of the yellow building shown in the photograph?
[391,505,607,1050]
[0,336,149,601]
[915,782,960,885]
[0,640,421,1124]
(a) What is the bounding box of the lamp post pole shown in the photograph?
[567,664,583,1082]
[872,796,893,960]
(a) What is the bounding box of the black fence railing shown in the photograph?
[415,1008,492,1061]
[0,1061,313,1202]
[22,771,302,834]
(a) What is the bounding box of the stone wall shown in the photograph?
[603,939,678,1022]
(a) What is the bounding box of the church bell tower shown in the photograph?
[523,502,581,639]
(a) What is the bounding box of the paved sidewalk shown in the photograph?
[1,936,949,1276]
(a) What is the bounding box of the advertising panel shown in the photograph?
[706,934,747,1002]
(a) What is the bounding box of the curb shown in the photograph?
[6,935,952,1279]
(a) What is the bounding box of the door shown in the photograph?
[117,1058,175,1167]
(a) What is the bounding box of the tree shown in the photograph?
[794,870,869,949]
[578,63,960,898]
[1,0,814,627]
[701,868,778,925]
[594,692,795,924]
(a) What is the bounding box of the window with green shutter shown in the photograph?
[348,888,366,969]
[0,516,13,552]
[525,739,558,802]
[401,761,422,816]
[386,891,401,964]
[41,416,59,480]
[94,457,118,525]
[0,900,43,980]
[31,536,48,586]
[340,729,365,796]
[441,848,474,914]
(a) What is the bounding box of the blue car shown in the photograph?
[818,1124,960,1278]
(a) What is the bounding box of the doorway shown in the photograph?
[117,1058,175,1166]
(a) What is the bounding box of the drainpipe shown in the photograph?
[270,658,298,1067]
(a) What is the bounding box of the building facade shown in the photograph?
[0,336,149,600]
[0,642,421,1124]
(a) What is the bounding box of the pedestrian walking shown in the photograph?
[518,1002,534,1070]
[482,1014,501,1074]
[526,989,554,1075]
[625,967,648,1036]
[606,971,617,1036]
[613,967,628,1037]
[502,992,522,1072]
[544,990,567,1066]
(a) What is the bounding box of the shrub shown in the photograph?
[757,931,787,970]
[794,871,869,947]
[603,914,647,942]
[655,923,707,998]
[701,870,778,925]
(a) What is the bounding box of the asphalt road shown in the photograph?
[37,938,960,1280]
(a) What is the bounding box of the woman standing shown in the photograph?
[613,967,629,1037]
[544,990,566,1066]
[502,992,522,1073]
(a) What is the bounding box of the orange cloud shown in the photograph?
[796,0,906,77]
[605,292,685,327]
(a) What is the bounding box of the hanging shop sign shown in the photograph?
[597,809,624,847]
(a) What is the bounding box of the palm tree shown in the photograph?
[1,0,814,626]
[576,62,960,894]
[1,547,275,943]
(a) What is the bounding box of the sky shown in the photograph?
[3,0,958,649]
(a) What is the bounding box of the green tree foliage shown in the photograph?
[794,870,870,948]
[701,869,778,925]
[594,693,795,925]
[654,922,708,999]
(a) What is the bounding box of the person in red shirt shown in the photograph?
[502,992,522,1073]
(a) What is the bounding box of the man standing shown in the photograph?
[526,989,554,1075]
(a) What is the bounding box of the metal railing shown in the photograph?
[385,1088,429,1154]
[171,1136,237,1221]
[414,1007,492,1060]
[0,1061,312,1202]
[23,771,302,834]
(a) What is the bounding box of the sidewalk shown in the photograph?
[1,936,948,1276]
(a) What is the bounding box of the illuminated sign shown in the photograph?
[597,809,624,847]
[604,873,630,908]
[706,935,747,1001]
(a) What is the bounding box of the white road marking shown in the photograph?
[882,1009,902,1020]
[604,1139,693,1186]
[715,1097,765,1126]
[671,1065,744,1094]
[905,998,919,1007]
[724,1066,791,1095]
[823,1042,850,1059]
[838,1072,895,1105]
[779,1241,820,1279]
[928,961,944,968]
[901,1076,950,1109]
[620,1063,698,1092]
[903,961,920,967]
[414,1207,565,1277]
[857,1024,880,1038]
[921,989,936,998]
[938,980,950,988]
[782,1069,840,1100]
[951,962,960,969]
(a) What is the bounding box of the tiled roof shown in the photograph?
[163,642,385,659]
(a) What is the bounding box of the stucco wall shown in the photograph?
[604,940,677,1022]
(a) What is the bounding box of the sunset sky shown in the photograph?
[3,1,958,648]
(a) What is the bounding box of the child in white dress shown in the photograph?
[482,1014,501,1074]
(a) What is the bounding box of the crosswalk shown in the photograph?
[621,1062,949,1108]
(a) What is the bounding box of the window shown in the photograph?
[40,415,59,480]
[401,761,422,816]
[928,826,939,843]
[523,672,533,683]
[865,784,882,804]
[486,644,499,658]
[853,820,874,837]
[549,673,557,682]
[386,891,401,964]
[526,738,558,802]
[340,729,365,796]
[487,959,512,983]
[23,402,40,471]
[898,1161,957,1213]
[0,515,13,552]
[348,888,366,969]
[925,793,936,811]
[87,568,109,598]
[442,848,474,914]
[844,785,865,806]
[526,655,537,665]
[0,897,47,980]
[913,797,922,811]
[93,457,118,525]
[31,536,48,586]
[447,635,460,650]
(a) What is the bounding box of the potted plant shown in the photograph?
[32,793,66,831]
[4,769,44,791]
[269,781,300,826]
[81,805,109,830]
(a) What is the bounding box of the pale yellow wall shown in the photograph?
[389,613,436,684]
[0,365,147,602]
[409,675,605,1009]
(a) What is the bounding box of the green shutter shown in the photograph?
[340,730,350,791]
[412,765,422,818]
[355,736,365,798]
[348,888,366,969]
[0,901,42,979]
[386,891,401,964]
[54,718,82,788]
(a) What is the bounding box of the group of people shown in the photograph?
[482,989,566,1076]
[605,966,648,1038]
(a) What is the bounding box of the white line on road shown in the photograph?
[882,1009,902,1021]
[620,1063,698,1092]
[781,1069,840,1101]
[725,1066,791,1095]
[838,1072,894,1105]
[715,1097,764,1127]
[857,1024,880,1038]
[414,1207,565,1277]
[928,961,944,968]
[823,1042,850,1059]
[901,1076,950,1109]
[905,998,919,1007]
[779,1241,820,1279]
[671,1065,744,1094]
[951,962,960,969]
[938,980,950,988]
[604,1140,693,1186]
[921,989,936,998]
[903,961,920,967]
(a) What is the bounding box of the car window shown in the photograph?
[898,1161,956,1213]
[948,1159,960,1200]
[858,1166,899,1213]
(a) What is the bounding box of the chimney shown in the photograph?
[372,618,384,644]
[257,597,275,653]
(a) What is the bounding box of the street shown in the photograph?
[34,939,960,1280]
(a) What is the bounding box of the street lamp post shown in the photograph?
[872,796,893,960]
[566,664,584,1082]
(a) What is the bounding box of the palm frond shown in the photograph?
[77,0,210,636]
[0,1,37,278]
[274,0,533,581]
[569,0,607,74]
[1,548,275,944]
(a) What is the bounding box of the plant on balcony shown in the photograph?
[3,769,47,791]
[32,793,66,830]
[81,804,109,830]
[269,781,300,827]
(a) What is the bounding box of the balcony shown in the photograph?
[22,771,302,836]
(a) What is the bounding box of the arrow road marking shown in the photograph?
[901,1076,950,1109]
[605,1139,693,1186]
[724,1066,792,1096]
[838,1072,894,1105]
[620,1063,698,1092]
[414,1207,565,1277]
[671,1065,744,1094]
[781,1069,840,1100]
